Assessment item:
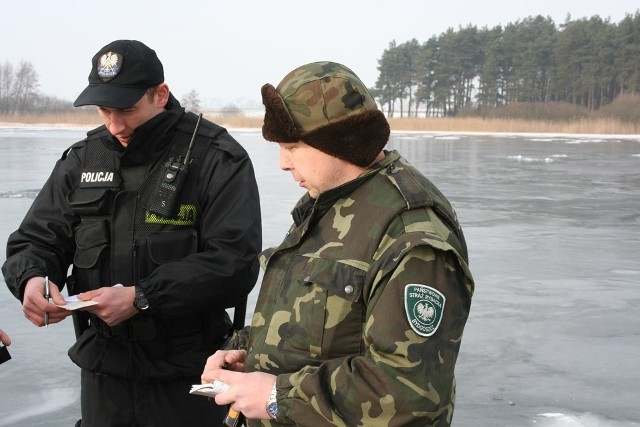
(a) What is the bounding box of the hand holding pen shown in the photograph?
[44,276,50,328]
[21,276,69,327]
[222,362,245,427]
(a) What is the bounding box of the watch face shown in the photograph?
[135,296,149,311]
[267,402,277,419]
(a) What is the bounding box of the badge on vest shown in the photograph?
[79,169,120,188]
[404,284,445,337]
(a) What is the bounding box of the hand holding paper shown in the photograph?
[56,295,99,310]
[189,380,229,398]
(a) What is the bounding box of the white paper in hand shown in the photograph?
[56,295,99,310]
[189,380,230,397]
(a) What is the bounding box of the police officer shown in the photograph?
[201,61,474,426]
[3,40,262,426]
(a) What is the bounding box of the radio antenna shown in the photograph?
[183,113,202,165]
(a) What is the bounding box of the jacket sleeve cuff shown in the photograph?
[223,327,251,350]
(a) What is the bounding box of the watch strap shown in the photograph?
[133,286,149,311]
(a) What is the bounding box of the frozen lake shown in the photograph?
[0,127,639,426]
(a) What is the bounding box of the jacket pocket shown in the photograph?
[282,257,366,358]
[136,229,198,280]
[74,219,110,269]
[147,228,198,264]
[67,188,115,216]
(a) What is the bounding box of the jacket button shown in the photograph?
[344,285,354,294]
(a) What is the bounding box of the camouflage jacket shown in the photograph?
[234,150,474,426]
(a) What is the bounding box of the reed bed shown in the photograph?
[386,117,640,134]
[0,111,101,127]
[2,112,639,134]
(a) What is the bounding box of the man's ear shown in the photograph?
[155,83,170,108]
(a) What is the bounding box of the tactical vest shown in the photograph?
[66,116,233,379]
[67,117,222,291]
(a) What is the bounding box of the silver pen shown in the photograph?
[44,276,50,328]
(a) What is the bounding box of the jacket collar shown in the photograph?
[119,93,184,166]
[291,150,401,226]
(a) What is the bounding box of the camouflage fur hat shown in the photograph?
[261,61,390,167]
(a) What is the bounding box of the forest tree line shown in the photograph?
[373,12,640,117]
[2,11,639,118]
[0,61,70,114]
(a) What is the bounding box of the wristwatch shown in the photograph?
[133,287,149,311]
[266,382,277,420]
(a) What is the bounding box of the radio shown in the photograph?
[147,113,202,217]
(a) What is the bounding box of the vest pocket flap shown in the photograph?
[301,258,365,302]
[74,220,109,268]
[74,245,107,269]
[147,229,198,264]
[67,188,114,216]
[75,220,110,249]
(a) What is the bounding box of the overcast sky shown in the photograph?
[1,0,638,108]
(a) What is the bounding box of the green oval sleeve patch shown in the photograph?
[404,284,446,337]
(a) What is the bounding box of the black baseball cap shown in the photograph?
[74,40,164,108]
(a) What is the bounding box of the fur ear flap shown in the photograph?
[303,110,390,167]
[261,84,300,142]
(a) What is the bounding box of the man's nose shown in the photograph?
[107,113,126,135]
[279,147,292,171]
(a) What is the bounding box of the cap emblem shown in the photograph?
[97,52,122,82]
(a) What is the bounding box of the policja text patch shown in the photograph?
[404,284,445,337]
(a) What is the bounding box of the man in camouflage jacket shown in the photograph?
[202,61,474,426]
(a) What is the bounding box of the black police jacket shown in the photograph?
[2,97,262,380]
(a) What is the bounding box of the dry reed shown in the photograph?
[2,112,638,134]
[386,117,640,134]
[0,111,101,127]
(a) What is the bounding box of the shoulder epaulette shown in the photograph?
[86,124,109,138]
[176,112,225,140]
[59,125,106,161]
[382,160,467,259]
[176,113,249,161]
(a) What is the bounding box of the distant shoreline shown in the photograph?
[1,113,639,137]
[2,121,638,140]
